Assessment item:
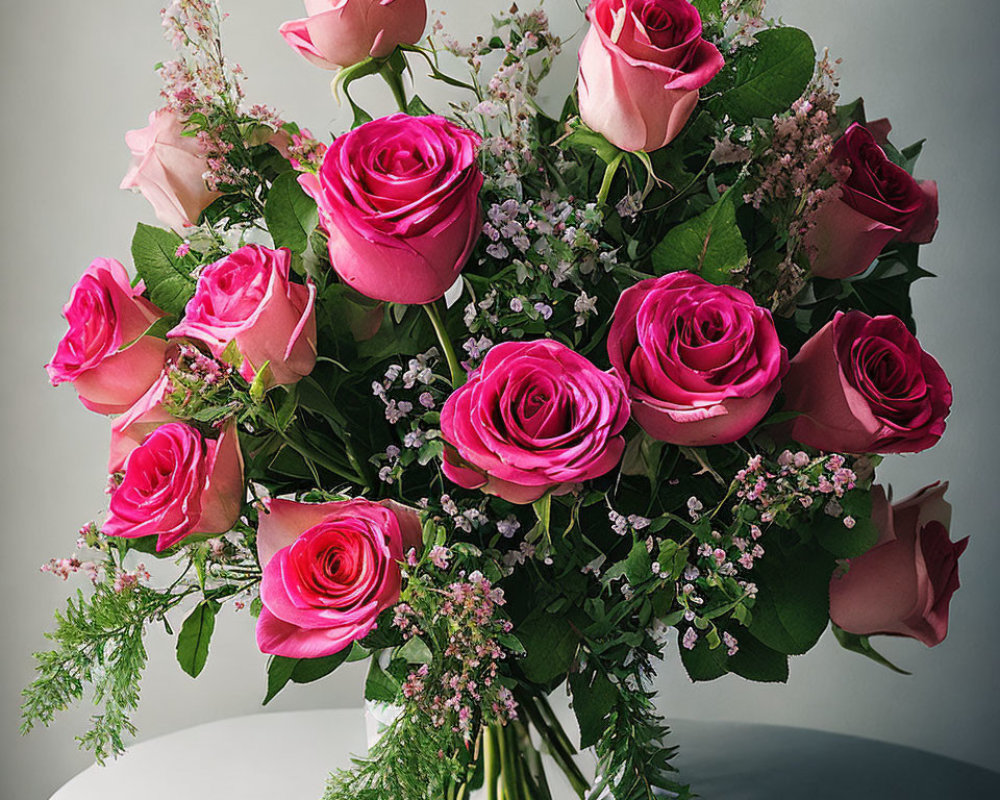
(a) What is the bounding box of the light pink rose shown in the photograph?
[103,422,245,552]
[168,245,317,386]
[577,0,725,152]
[46,258,170,415]
[280,0,427,71]
[830,483,967,647]
[255,497,422,658]
[120,108,222,232]
[300,114,483,304]
[808,123,939,279]
[440,340,631,504]
[607,272,788,446]
[783,311,952,454]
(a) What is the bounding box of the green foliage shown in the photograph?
[709,27,816,124]
[263,171,318,254]
[21,583,188,762]
[815,491,879,559]
[175,600,220,678]
[516,611,578,684]
[570,669,619,749]
[832,626,912,675]
[651,196,748,284]
[130,223,197,315]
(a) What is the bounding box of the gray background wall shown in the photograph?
[2,1,997,797]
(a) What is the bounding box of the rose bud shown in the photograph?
[808,122,939,279]
[255,498,422,659]
[299,114,483,305]
[440,340,631,504]
[830,483,967,647]
[120,108,222,232]
[168,245,317,387]
[280,0,427,71]
[783,311,952,454]
[577,0,725,153]
[46,258,170,415]
[103,422,245,552]
[607,272,788,446]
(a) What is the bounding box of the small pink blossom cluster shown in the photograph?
[394,572,517,740]
[284,128,327,173]
[40,556,101,584]
[112,564,152,594]
[736,450,859,525]
[161,343,238,420]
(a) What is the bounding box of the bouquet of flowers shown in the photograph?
[23,1,967,798]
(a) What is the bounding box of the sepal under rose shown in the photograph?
[46,257,170,415]
[607,272,788,446]
[103,421,245,552]
[255,498,422,659]
[440,339,631,504]
[300,113,483,304]
[830,483,967,647]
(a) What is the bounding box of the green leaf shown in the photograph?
[569,669,619,749]
[624,538,654,585]
[650,197,748,284]
[679,631,729,682]
[561,121,622,165]
[691,0,721,18]
[727,633,789,683]
[291,648,352,684]
[710,27,816,125]
[814,491,879,559]
[130,223,196,315]
[832,626,912,675]
[748,540,835,655]
[397,636,433,665]
[406,95,435,117]
[263,656,298,705]
[517,611,578,684]
[365,658,401,703]
[264,171,318,254]
[175,600,220,678]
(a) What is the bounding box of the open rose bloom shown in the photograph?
[578,0,724,152]
[256,498,422,658]
[830,483,967,647]
[441,340,631,504]
[46,258,169,415]
[300,113,483,304]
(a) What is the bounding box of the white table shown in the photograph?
[51,709,998,799]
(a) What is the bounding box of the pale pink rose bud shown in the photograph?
[577,0,724,153]
[46,258,169,415]
[255,498,422,658]
[103,422,245,552]
[168,245,317,387]
[607,272,788,446]
[441,340,630,504]
[830,483,967,647]
[280,0,427,71]
[120,108,222,232]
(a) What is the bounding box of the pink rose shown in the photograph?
[300,114,483,304]
[103,422,245,552]
[607,272,788,446]
[108,370,175,474]
[808,123,939,279]
[255,497,422,658]
[783,311,952,454]
[830,483,967,647]
[168,245,317,386]
[440,340,631,504]
[577,0,724,152]
[46,258,170,415]
[280,0,427,71]
[120,108,222,232]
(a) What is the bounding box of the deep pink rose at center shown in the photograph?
[255,498,421,658]
[440,340,631,504]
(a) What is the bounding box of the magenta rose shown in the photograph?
[103,422,245,552]
[783,311,952,454]
[280,0,427,70]
[577,0,724,153]
[830,483,967,647]
[299,113,483,304]
[168,245,317,386]
[46,258,170,415]
[808,122,939,279]
[108,370,176,475]
[120,108,222,232]
[255,497,422,658]
[607,272,788,446]
[440,340,630,504]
